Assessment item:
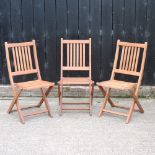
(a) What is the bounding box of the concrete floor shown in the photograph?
[0,97,154,155]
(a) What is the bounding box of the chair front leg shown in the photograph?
[126,89,143,124]
[37,86,53,107]
[89,83,94,116]
[16,100,25,124]
[58,84,63,115]
[8,89,23,113]
[98,86,115,107]
[132,93,144,113]
[40,88,52,117]
[98,88,111,117]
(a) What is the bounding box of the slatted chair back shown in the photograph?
[5,40,41,86]
[61,38,91,79]
[111,40,147,94]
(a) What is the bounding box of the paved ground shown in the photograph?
[0,97,154,155]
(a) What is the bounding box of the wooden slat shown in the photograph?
[119,46,125,69]
[24,46,30,70]
[70,43,72,67]
[15,46,20,71]
[122,46,128,70]
[12,47,17,71]
[21,46,27,70]
[62,67,90,71]
[62,102,89,104]
[73,43,75,66]
[67,44,69,66]
[83,44,85,67]
[11,69,38,76]
[128,46,134,71]
[118,41,146,48]
[102,109,128,116]
[113,69,140,76]
[6,41,34,48]
[23,109,48,117]
[76,43,79,67]
[62,40,90,44]
[62,108,90,110]
[125,46,131,70]
[80,43,82,66]
[134,47,140,71]
[27,46,33,69]
[131,47,137,71]
[18,46,24,71]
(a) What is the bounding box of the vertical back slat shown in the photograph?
[134,47,140,71]
[18,47,24,71]
[128,46,134,71]
[73,43,75,67]
[67,44,69,66]
[15,47,21,71]
[131,47,137,71]
[80,43,82,66]
[12,47,17,71]
[27,46,33,69]
[24,46,30,70]
[122,46,128,70]
[21,46,27,70]
[125,46,131,70]
[77,44,79,67]
[119,46,125,69]
[83,44,85,67]
[70,44,72,67]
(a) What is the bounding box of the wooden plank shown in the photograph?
[90,0,101,81]
[113,0,124,42]
[33,0,45,78]
[79,0,89,39]
[144,0,155,84]
[22,0,33,41]
[0,0,12,84]
[56,0,67,80]
[67,0,78,38]
[21,0,33,81]
[10,0,22,42]
[44,0,57,82]
[12,48,17,71]
[135,0,147,42]
[124,0,136,41]
[101,0,113,80]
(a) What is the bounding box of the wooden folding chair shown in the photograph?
[58,38,94,115]
[5,40,54,124]
[97,40,147,123]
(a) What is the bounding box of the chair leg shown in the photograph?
[16,101,25,124]
[98,88,111,117]
[126,100,136,124]
[37,86,53,107]
[89,84,94,116]
[8,89,23,113]
[58,84,63,115]
[126,89,141,124]
[132,93,144,113]
[98,86,115,107]
[40,88,52,117]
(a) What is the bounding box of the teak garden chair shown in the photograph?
[97,40,147,123]
[5,40,54,124]
[58,38,94,115]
